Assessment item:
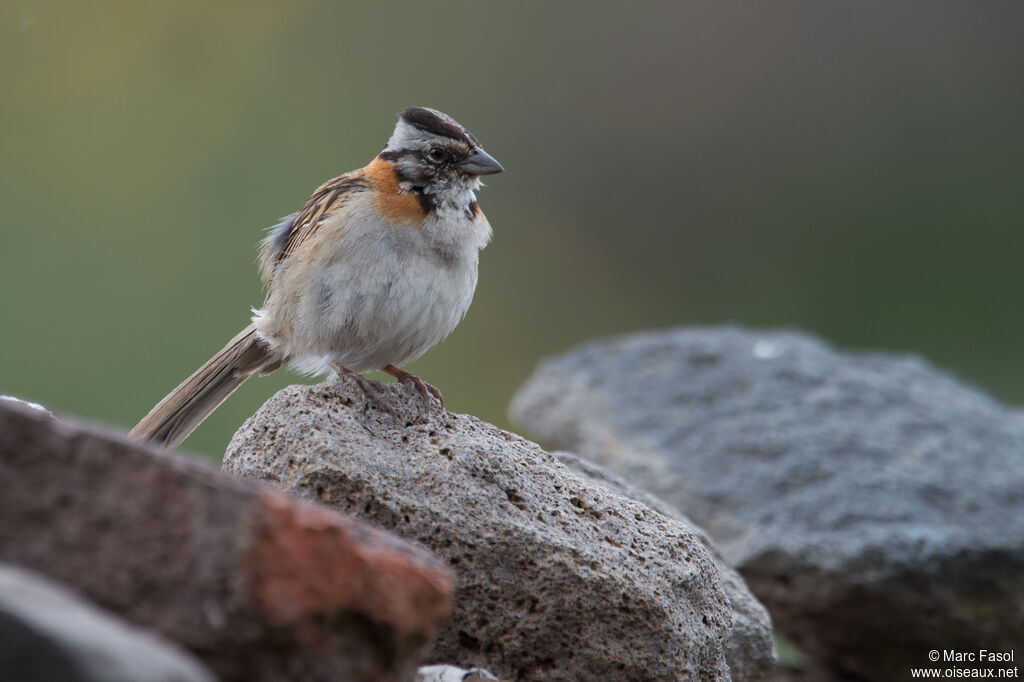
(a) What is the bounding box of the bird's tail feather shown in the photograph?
[130,324,278,448]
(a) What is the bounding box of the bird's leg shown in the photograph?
[329,361,397,416]
[383,364,444,410]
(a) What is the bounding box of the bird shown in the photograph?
[130,106,503,448]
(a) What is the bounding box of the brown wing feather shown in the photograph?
[260,170,369,286]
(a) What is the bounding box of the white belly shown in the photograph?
[253,203,488,376]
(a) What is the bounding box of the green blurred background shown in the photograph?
[2,2,1023,460]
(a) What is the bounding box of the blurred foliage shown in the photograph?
[2,1,1023,459]
[775,632,811,670]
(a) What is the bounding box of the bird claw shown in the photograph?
[398,373,444,411]
[384,364,444,412]
[330,362,400,417]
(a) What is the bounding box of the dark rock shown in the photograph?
[510,326,1024,681]
[223,382,739,682]
[0,400,454,682]
[0,563,214,682]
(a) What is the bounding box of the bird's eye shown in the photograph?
[426,146,447,163]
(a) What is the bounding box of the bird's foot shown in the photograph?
[330,362,399,417]
[383,364,444,411]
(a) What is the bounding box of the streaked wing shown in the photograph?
[259,170,369,286]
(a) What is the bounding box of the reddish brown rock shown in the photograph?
[0,400,453,682]
[250,491,452,637]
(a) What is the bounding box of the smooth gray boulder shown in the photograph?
[223,381,751,682]
[510,326,1024,681]
[0,563,214,682]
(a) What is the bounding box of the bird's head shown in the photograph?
[379,107,503,210]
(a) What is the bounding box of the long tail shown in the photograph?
[130,324,281,448]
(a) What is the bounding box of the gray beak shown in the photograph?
[458,147,504,175]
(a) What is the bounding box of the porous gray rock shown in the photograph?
[223,382,739,682]
[0,563,214,682]
[510,326,1024,681]
[551,450,775,682]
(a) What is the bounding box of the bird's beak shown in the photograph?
[458,147,504,175]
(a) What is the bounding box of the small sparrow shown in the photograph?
[131,107,503,447]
